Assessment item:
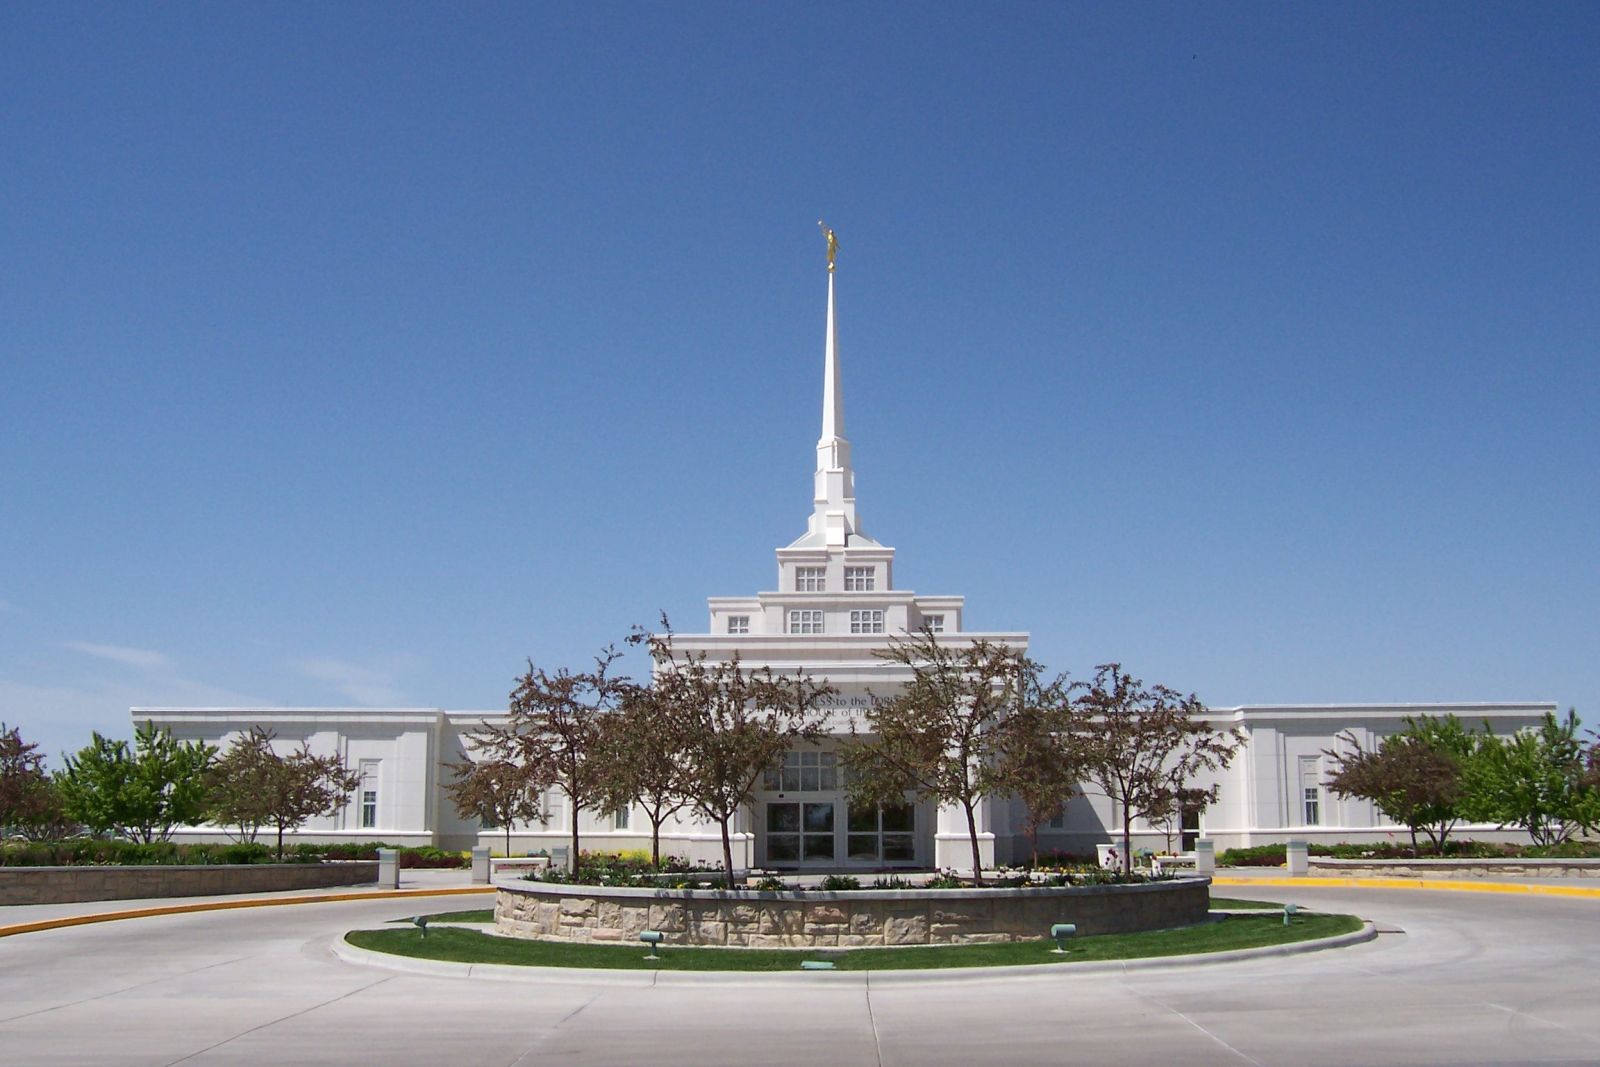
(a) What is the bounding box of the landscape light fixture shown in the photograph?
[639,930,664,960]
[410,916,429,938]
[1283,904,1299,926]
[1051,923,1078,953]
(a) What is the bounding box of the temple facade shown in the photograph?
[137,245,1554,865]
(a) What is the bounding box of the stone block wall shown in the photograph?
[494,877,1209,948]
[0,862,379,906]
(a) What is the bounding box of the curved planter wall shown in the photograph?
[494,876,1210,948]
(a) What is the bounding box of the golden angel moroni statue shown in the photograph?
[818,220,838,272]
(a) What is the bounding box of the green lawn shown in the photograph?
[348,911,1361,972]
[389,909,495,924]
[1208,897,1285,910]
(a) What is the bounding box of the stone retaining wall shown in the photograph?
[494,876,1209,948]
[0,862,379,905]
[1306,858,1600,880]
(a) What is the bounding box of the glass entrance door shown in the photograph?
[845,802,916,864]
[765,801,836,864]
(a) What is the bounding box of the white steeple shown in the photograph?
[807,223,862,548]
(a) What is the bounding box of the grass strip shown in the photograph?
[347,912,1361,972]
[389,909,495,924]
[1208,897,1284,910]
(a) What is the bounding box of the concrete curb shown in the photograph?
[0,885,494,940]
[1212,875,1600,900]
[327,919,1380,987]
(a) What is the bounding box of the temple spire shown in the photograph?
[810,222,859,546]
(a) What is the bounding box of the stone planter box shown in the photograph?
[1306,857,1600,880]
[0,861,379,906]
[494,875,1210,948]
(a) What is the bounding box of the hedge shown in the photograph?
[0,839,469,868]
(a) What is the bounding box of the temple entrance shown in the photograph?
[846,802,915,863]
[764,801,835,863]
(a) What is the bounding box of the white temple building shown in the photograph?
[137,242,1554,865]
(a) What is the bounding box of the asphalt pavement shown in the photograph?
[2,874,1597,1065]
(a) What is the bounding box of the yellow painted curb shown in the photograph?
[1212,875,1600,900]
[0,885,495,939]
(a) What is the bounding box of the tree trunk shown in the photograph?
[964,799,984,886]
[276,821,285,862]
[569,798,580,875]
[503,822,511,857]
[650,814,661,868]
[1122,808,1134,876]
[718,814,737,886]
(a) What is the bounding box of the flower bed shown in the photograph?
[494,875,1210,948]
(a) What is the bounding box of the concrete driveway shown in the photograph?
[2,881,1597,1065]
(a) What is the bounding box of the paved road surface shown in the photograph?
[2,883,1597,1065]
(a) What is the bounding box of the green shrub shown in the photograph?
[1217,844,1286,867]
[818,874,860,891]
[0,839,277,867]
[1214,839,1600,866]
[400,846,469,869]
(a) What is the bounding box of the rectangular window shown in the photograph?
[922,614,945,633]
[763,750,837,792]
[358,760,379,829]
[795,567,826,592]
[844,566,875,591]
[727,615,749,634]
[1048,810,1066,830]
[613,806,630,830]
[849,609,884,634]
[1299,755,1321,826]
[788,609,823,634]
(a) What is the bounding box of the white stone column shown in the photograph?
[934,798,994,874]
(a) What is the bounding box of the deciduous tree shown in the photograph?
[1323,729,1463,854]
[1073,664,1242,875]
[205,727,276,844]
[472,649,631,871]
[207,727,362,859]
[444,752,548,856]
[1465,710,1599,847]
[0,723,63,842]
[590,685,693,867]
[633,624,831,884]
[842,633,1044,884]
[57,721,215,843]
[994,696,1082,867]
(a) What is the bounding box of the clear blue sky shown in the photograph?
[3,5,1596,763]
